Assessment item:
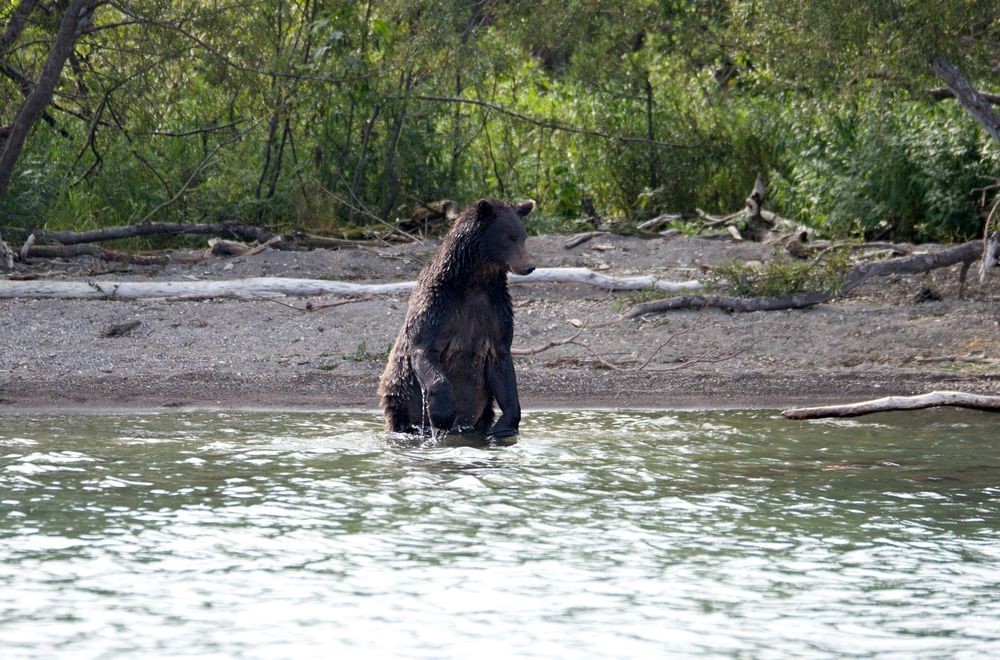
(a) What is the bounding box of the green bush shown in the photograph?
[771,100,995,242]
[708,255,850,298]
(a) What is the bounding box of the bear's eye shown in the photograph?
[507,234,517,242]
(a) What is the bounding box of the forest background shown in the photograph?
[1,0,998,247]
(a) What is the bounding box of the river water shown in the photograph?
[1,410,998,657]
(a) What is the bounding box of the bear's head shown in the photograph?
[477,198,536,276]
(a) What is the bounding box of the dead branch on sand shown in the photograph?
[253,295,373,313]
[782,391,1000,419]
[512,310,757,371]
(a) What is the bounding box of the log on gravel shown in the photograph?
[25,243,168,265]
[564,231,608,249]
[512,267,701,293]
[626,240,985,318]
[19,221,272,246]
[781,391,1000,419]
[625,291,832,318]
[0,277,416,300]
[0,268,703,300]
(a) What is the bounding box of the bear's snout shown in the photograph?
[520,264,535,276]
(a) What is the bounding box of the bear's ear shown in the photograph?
[476,199,494,219]
[515,199,536,217]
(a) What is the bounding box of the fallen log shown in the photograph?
[12,221,272,246]
[284,232,381,249]
[512,268,701,293]
[636,214,681,233]
[838,240,982,292]
[781,391,1000,419]
[0,267,703,300]
[24,243,168,265]
[564,231,608,249]
[626,240,984,318]
[625,291,832,318]
[0,277,415,300]
[207,236,282,257]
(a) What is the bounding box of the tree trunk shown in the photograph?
[0,0,91,199]
[645,76,658,190]
[930,55,1000,145]
[380,72,413,219]
[743,173,773,241]
[0,0,37,54]
[348,104,381,222]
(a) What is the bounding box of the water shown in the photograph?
[1,410,998,658]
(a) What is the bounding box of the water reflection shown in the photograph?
[1,409,999,657]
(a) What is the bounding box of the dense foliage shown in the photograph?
[1,1,997,242]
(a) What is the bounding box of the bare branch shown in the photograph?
[0,0,37,56]
[152,120,246,137]
[410,94,700,149]
[928,86,1000,105]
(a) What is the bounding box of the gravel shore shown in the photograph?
[2,235,998,413]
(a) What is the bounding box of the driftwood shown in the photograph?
[625,291,831,318]
[512,268,701,292]
[0,277,415,300]
[18,232,35,261]
[626,240,984,318]
[3,221,393,267]
[0,267,703,300]
[785,240,912,260]
[284,231,380,249]
[23,243,168,265]
[208,236,282,257]
[0,231,12,271]
[636,214,681,233]
[564,231,609,249]
[781,391,1000,419]
[15,221,273,246]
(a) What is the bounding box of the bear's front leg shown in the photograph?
[486,353,521,438]
[411,349,456,432]
[424,380,456,432]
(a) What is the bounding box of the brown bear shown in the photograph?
[379,198,536,437]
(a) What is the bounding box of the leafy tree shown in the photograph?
[728,0,1000,143]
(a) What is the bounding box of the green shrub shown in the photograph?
[708,255,850,298]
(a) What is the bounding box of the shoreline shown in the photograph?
[3,235,998,417]
[3,370,996,414]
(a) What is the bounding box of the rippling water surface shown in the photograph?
[1,410,998,657]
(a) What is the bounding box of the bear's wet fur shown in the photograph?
[379,198,536,437]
